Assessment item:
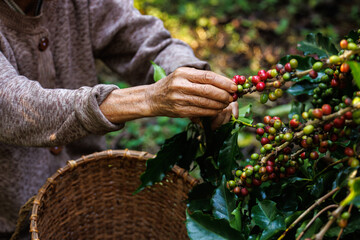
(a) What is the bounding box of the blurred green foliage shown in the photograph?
[101,0,360,153]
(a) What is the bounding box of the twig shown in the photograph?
[296,204,338,240]
[314,158,349,179]
[314,205,345,240]
[277,187,340,240]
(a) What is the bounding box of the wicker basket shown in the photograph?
[29,149,198,240]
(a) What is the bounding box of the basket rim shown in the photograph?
[29,149,199,240]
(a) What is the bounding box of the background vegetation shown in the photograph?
[101,0,360,154]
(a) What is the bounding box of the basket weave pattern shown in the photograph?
[30,149,198,240]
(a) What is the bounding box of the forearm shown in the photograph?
[99,85,155,123]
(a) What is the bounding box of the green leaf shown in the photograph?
[342,176,360,207]
[238,104,252,117]
[288,101,305,120]
[187,183,216,212]
[218,132,241,178]
[251,199,286,240]
[266,103,292,118]
[186,211,244,240]
[151,61,167,82]
[136,131,190,193]
[230,204,242,232]
[287,81,318,96]
[212,176,236,221]
[348,61,360,90]
[297,33,338,59]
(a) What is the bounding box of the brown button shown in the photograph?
[38,37,49,51]
[49,146,63,155]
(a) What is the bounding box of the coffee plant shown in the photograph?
[137,30,360,239]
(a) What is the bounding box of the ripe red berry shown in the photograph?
[285,63,292,72]
[263,116,272,124]
[283,147,292,155]
[252,75,261,85]
[340,39,348,49]
[256,82,266,92]
[238,75,246,85]
[321,104,332,115]
[344,111,353,120]
[310,151,319,160]
[266,160,275,166]
[258,69,266,76]
[323,123,333,132]
[233,186,241,195]
[309,70,318,79]
[261,137,270,145]
[286,166,296,175]
[331,78,339,87]
[256,128,265,136]
[344,147,355,157]
[333,117,345,128]
[300,152,307,159]
[290,118,300,128]
[312,108,323,119]
[276,64,284,72]
[232,93,238,101]
[252,178,262,186]
[232,75,241,84]
[340,63,350,73]
[301,139,309,148]
[266,165,274,174]
[241,187,249,196]
[319,146,327,153]
[330,133,338,142]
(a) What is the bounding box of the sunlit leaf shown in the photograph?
[297,33,338,59]
[151,61,167,82]
[348,61,360,90]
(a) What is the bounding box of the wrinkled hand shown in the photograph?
[146,67,238,118]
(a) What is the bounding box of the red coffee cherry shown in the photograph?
[256,82,266,92]
[285,63,292,72]
[321,104,332,115]
[290,118,300,128]
[312,108,323,119]
[344,147,355,157]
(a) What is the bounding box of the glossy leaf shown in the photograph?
[212,176,236,221]
[287,81,318,96]
[297,33,338,59]
[288,101,305,120]
[136,131,192,193]
[188,183,216,212]
[151,61,167,82]
[230,204,242,232]
[251,200,286,240]
[186,211,244,240]
[348,61,360,90]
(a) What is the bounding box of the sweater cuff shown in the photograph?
[74,84,124,134]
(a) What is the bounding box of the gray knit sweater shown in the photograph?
[0,0,208,233]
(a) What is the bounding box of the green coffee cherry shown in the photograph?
[303,125,315,135]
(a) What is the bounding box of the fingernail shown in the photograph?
[228,95,234,102]
[231,84,238,92]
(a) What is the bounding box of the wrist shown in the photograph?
[99,85,155,123]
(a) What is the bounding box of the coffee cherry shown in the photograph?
[283,132,293,141]
[340,39,348,49]
[268,92,277,101]
[232,93,238,101]
[261,137,270,145]
[312,62,323,72]
[344,147,354,157]
[340,63,350,73]
[241,187,249,196]
[276,64,284,72]
[251,153,260,160]
[233,186,241,195]
[260,93,268,104]
[274,89,283,98]
[273,120,282,129]
[321,104,332,115]
[290,59,298,69]
[312,108,323,119]
[238,75,246,84]
[286,166,296,175]
[338,219,348,228]
[348,42,358,50]
[264,115,272,124]
[256,82,266,92]
[237,85,243,92]
[304,125,315,135]
[266,165,274,174]
[329,55,342,65]
[344,111,353,120]
[341,212,350,220]
[331,78,339,87]
[333,117,345,128]
[252,75,261,85]
[309,70,318,79]
[289,118,299,128]
[310,151,319,160]
[285,63,292,72]
[256,128,265,136]
[270,69,278,78]
[228,180,236,188]
[283,72,291,81]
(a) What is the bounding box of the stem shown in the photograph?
[314,158,348,179]
[296,204,338,240]
[314,205,346,240]
[277,187,340,240]
[336,204,353,240]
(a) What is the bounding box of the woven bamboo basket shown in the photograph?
[29,149,198,240]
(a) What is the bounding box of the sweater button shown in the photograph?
[38,37,49,51]
[49,146,63,155]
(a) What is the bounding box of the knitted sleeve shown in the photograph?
[0,51,124,147]
[88,0,210,85]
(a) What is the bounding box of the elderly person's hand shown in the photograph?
[100,67,238,128]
